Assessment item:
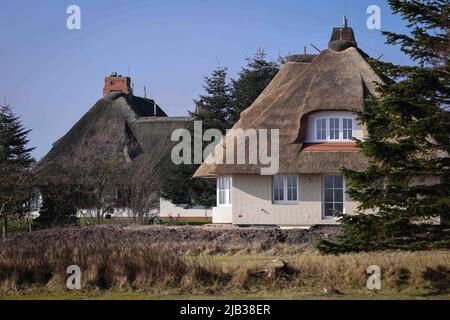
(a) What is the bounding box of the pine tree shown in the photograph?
[318,0,450,254]
[161,67,233,207]
[35,184,78,228]
[0,104,35,237]
[192,66,233,132]
[230,49,280,124]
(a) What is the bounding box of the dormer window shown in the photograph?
[307,111,361,143]
[315,117,353,141]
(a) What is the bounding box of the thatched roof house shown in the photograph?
[194,22,384,227]
[34,77,191,212]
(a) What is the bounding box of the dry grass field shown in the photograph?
[0,226,449,300]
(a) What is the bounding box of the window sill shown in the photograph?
[272,202,299,206]
[217,204,232,208]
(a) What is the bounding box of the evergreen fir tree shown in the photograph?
[318,0,450,254]
[192,66,233,132]
[161,67,233,207]
[230,49,280,124]
[0,104,35,236]
[35,184,78,228]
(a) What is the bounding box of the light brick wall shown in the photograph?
[231,174,359,226]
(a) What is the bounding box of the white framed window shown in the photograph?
[323,175,344,218]
[311,115,356,142]
[343,118,353,140]
[316,118,327,141]
[217,177,232,206]
[273,175,298,204]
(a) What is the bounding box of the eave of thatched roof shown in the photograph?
[194,43,383,178]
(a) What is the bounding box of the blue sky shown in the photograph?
[0,0,412,159]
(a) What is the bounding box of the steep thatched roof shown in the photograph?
[195,26,383,178]
[34,92,190,183]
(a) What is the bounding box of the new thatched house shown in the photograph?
[194,22,385,227]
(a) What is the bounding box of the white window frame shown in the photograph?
[343,118,353,140]
[314,117,355,142]
[272,175,299,204]
[322,175,345,219]
[217,177,232,207]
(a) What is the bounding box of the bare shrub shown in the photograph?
[422,266,450,293]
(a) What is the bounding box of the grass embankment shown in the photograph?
[0,226,449,300]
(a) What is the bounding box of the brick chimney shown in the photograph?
[103,72,132,95]
[328,16,357,51]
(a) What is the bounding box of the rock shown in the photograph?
[323,287,344,295]
[265,259,290,279]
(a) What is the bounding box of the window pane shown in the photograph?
[275,175,283,188]
[219,190,225,204]
[325,189,334,202]
[334,203,344,213]
[315,119,320,139]
[218,177,231,205]
[324,203,334,217]
[316,118,326,140]
[223,177,230,189]
[218,178,223,191]
[287,175,297,188]
[276,188,284,201]
[334,176,343,188]
[343,118,353,140]
[287,175,298,201]
[329,118,339,140]
[273,175,285,201]
[292,189,298,201]
[324,176,334,188]
[334,189,343,202]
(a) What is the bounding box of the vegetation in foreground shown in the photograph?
[0,226,449,299]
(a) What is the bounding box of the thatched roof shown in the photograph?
[34,92,191,183]
[195,26,383,178]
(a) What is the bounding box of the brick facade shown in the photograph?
[103,73,132,95]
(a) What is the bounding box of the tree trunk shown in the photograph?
[2,216,7,240]
[97,210,102,224]
[138,212,144,225]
